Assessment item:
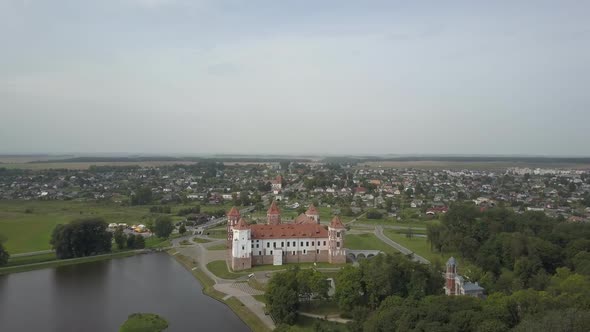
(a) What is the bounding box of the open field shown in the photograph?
[344,233,398,255]
[359,160,590,170]
[0,200,227,254]
[0,161,199,170]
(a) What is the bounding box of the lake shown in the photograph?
[0,253,250,332]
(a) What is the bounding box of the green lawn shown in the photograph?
[205,229,227,239]
[0,200,227,254]
[344,233,398,255]
[206,260,248,279]
[206,244,226,251]
[4,252,57,267]
[192,237,212,243]
[352,217,434,229]
[382,230,458,267]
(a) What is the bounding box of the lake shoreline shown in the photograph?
[168,250,271,332]
[0,250,143,275]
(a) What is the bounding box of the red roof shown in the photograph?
[227,206,240,217]
[267,201,281,215]
[294,213,316,224]
[250,223,328,239]
[305,203,319,215]
[330,216,345,229]
[234,218,250,230]
[354,187,367,193]
[272,175,282,184]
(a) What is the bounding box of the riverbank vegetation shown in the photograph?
[119,313,168,332]
[51,217,112,258]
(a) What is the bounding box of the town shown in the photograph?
[2,162,590,223]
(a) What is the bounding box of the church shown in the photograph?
[226,202,347,271]
[444,257,485,298]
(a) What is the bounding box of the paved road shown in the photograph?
[374,226,430,264]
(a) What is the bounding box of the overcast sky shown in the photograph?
[1,1,589,156]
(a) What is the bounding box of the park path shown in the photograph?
[172,236,276,330]
[374,226,430,264]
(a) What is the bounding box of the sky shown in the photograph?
[1,0,589,156]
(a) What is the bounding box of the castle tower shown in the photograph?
[445,257,457,295]
[328,216,346,264]
[226,206,240,248]
[231,218,252,271]
[305,204,320,224]
[267,201,281,225]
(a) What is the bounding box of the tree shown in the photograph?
[0,240,9,266]
[114,228,127,250]
[335,265,363,312]
[134,235,146,249]
[266,268,299,325]
[131,187,153,205]
[126,234,136,249]
[154,216,174,238]
[179,224,187,235]
[50,218,112,259]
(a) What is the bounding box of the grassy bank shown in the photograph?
[344,233,398,255]
[0,250,139,275]
[169,251,271,332]
[207,260,347,280]
[383,230,454,265]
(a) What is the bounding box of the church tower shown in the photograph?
[328,216,346,264]
[445,257,457,295]
[231,218,252,271]
[305,204,320,224]
[226,206,240,248]
[267,201,281,225]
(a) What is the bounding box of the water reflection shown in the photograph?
[0,253,249,332]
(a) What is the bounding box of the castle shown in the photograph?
[444,257,485,298]
[226,202,346,271]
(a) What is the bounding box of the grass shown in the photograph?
[225,297,272,332]
[144,236,171,249]
[205,229,228,239]
[253,294,266,304]
[352,217,432,229]
[206,260,248,279]
[382,230,439,262]
[0,250,138,275]
[170,252,271,332]
[0,200,226,254]
[206,244,227,251]
[192,237,213,243]
[4,252,57,267]
[344,233,398,255]
[118,313,168,332]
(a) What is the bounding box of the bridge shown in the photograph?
[346,249,383,261]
